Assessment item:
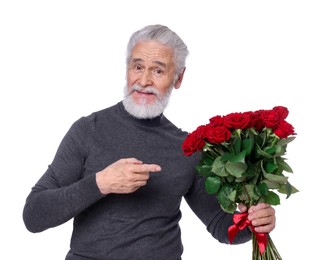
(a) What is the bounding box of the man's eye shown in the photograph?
[153,69,164,76]
[135,65,142,71]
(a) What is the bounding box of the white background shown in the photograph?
[1,0,323,259]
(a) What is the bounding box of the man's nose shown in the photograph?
[138,70,153,87]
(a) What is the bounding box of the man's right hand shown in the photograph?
[95,158,161,195]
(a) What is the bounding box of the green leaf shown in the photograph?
[261,180,280,189]
[264,191,281,206]
[277,136,296,146]
[234,176,246,182]
[228,190,237,202]
[233,138,242,154]
[217,185,237,213]
[278,181,299,198]
[221,152,233,161]
[276,157,293,173]
[220,203,237,214]
[205,176,221,194]
[244,163,260,178]
[264,173,288,184]
[214,167,228,177]
[226,161,247,177]
[253,186,261,196]
[242,138,253,155]
[211,157,228,177]
[255,182,269,196]
[264,162,278,173]
[256,143,273,158]
[229,150,246,163]
[274,144,286,157]
[225,175,235,183]
[254,133,265,148]
[265,146,276,155]
[196,164,212,177]
[245,184,259,200]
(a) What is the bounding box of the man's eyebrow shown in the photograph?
[153,61,167,68]
[131,58,167,68]
[132,58,143,63]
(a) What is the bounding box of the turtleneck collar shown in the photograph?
[117,101,165,127]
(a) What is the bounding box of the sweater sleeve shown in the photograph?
[23,119,105,233]
[184,172,251,245]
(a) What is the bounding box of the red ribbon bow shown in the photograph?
[228,212,268,254]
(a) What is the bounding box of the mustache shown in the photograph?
[130,84,159,95]
[131,84,159,95]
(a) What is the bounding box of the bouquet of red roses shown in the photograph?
[182,106,298,259]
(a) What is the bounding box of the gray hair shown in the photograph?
[126,24,189,76]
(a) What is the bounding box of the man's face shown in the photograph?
[123,40,182,118]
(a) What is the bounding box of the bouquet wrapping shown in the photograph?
[182,106,298,259]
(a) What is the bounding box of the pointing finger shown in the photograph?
[134,164,161,173]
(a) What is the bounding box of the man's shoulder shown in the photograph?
[71,102,121,131]
[91,102,121,117]
[82,102,120,120]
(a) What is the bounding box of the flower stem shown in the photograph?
[252,234,282,260]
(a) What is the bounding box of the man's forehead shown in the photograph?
[131,41,174,64]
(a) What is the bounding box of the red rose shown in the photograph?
[273,106,289,120]
[250,110,265,131]
[273,120,296,138]
[223,112,251,129]
[204,125,231,144]
[260,109,280,129]
[182,126,206,156]
[209,115,224,127]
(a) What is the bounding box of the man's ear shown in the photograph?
[174,67,186,89]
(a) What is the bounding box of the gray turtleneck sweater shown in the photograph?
[23,101,251,260]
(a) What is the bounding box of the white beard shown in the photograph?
[122,84,173,119]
